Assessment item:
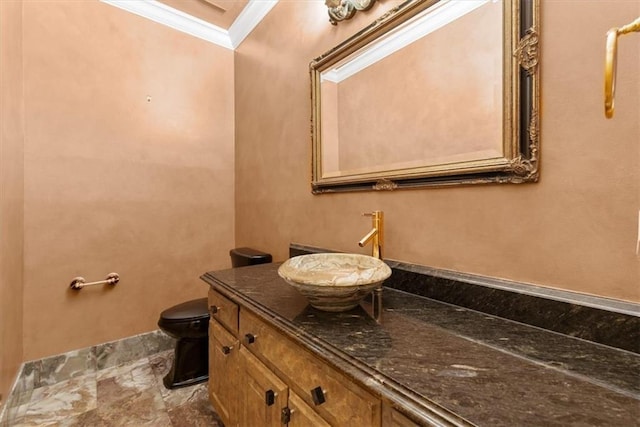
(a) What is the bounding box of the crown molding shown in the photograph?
[229,0,279,48]
[322,0,488,83]
[101,0,279,50]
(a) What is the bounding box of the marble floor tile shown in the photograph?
[4,345,220,427]
[95,388,173,426]
[96,358,158,407]
[93,334,150,371]
[149,350,173,387]
[16,373,98,426]
[38,348,96,388]
[142,330,176,355]
[167,387,223,427]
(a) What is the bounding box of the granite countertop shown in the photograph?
[201,263,640,427]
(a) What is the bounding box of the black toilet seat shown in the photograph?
[159,298,209,325]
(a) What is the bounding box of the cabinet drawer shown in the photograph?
[240,309,381,426]
[208,288,239,335]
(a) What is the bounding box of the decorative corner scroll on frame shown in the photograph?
[506,107,540,183]
[514,27,539,75]
[325,0,377,26]
[373,179,398,191]
[507,22,540,184]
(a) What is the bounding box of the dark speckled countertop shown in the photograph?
[201,263,640,427]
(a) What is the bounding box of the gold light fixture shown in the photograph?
[325,0,376,25]
[604,17,640,118]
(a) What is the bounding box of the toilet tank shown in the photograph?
[230,247,272,268]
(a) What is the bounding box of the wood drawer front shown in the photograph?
[208,288,239,335]
[240,309,381,426]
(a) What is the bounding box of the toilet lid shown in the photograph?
[160,297,209,322]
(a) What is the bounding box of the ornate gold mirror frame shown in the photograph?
[310,0,540,193]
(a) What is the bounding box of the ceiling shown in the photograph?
[156,0,250,30]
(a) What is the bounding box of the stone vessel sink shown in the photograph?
[277,253,392,312]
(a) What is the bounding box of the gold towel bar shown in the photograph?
[604,17,640,118]
[70,272,119,290]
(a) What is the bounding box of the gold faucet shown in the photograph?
[358,211,383,259]
[358,211,385,322]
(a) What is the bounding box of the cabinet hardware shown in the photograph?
[245,333,257,344]
[265,389,276,406]
[221,345,233,355]
[281,407,291,424]
[310,386,327,405]
[209,305,220,314]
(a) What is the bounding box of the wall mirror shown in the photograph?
[310,0,540,193]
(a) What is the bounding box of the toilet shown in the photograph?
[157,247,272,389]
[229,247,273,267]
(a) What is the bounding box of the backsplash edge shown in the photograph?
[289,243,639,354]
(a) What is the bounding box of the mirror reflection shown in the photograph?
[310,0,540,193]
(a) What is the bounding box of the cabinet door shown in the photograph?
[288,391,331,427]
[240,346,288,427]
[382,404,421,427]
[209,319,239,427]
[240,309,381,426]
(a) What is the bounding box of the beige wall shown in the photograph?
[337,1,502,172]
[235,1,640,302]
[0,0,25,403]
[1,0,638,394]
[21,0,235,360]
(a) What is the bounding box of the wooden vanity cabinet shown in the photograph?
[240,308,381,426]
[208,288,382,426]
[288,391,331,427]
[383,404,421,427]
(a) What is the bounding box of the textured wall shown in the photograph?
[336,1,502,172]
[235,1,640,302]
[21,1,235,360]
[0,0,25,402]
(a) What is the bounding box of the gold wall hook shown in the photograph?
[604,17,640,119]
